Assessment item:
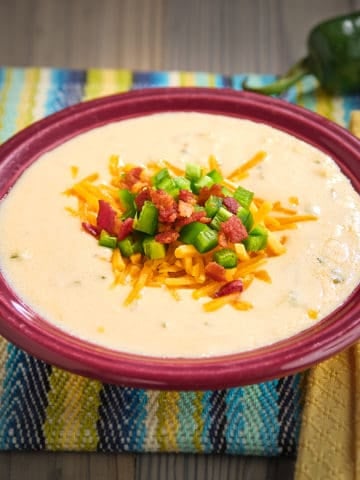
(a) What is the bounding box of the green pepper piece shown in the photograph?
[213,248,238,268]
[207,169,223,184]
[243,225,268,252]
[180,221,207,244]
[98,230,118,249]
[118,189,136,219]
[192,175,215,194]
[233,186,254,209]
[134,201,158,235]
[237,207,254,232]
[156,177,179,198]
[152,168,171,187]
[174,176,192,191]
[205,195,223,217]
[193,226,218,253]
[143,237,166,259]
[243,11,360,95]
[185,163,202,182]
[221,186,233,197]
[210,206,233,230]
[118,236,142,257]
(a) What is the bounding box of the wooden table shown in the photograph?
[0,1,358,478]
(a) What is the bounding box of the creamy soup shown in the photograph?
[0,113,359,357]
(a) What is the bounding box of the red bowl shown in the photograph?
[0,88,359,390]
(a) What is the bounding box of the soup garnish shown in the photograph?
[65,151,318,312]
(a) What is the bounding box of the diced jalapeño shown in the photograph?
[185,163,202,182]
[213,248,238,268]
[118,236,142,257]
[134,201,158,235]
[237,207,254,231]
[142,237,166,259]
[193,226,218,253]
[180,221,207,244]
[210,206,233,230]
[118,189,136,219]
[98,230,117,249]
[233,186,254,209]
[243,224,268,251]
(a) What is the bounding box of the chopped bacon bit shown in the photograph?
[205,261,227,281]
[220,216,248,243]
[197,184,224,205]
[178,200,194,218]
[150,189,178,223]
[155,230,180,244]
[135,187,151,211]
[123,167,143,188]
[82,222,100,238]
[97,200,117,234]
[223,197,240,214]
[179,189,197,204]
[157,223,173,233]
[214,279,243,298]
[116,217,134,240]
[176,210,211,228]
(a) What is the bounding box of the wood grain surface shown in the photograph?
[0,1,359,479]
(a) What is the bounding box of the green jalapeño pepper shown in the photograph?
[243,11,360,95]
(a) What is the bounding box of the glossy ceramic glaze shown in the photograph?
[0,88,359,389]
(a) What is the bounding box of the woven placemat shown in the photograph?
[0,67,357,454]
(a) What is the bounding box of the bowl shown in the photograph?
[0,87,359,390]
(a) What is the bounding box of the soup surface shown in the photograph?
[0,112,359,357]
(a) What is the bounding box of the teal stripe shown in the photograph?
[295,76,318,113]
[258,381,280,455]
[232,73,248,90]
[225,388,245,453]
[176,392,197,452]
[232,73,276,91]
[200,391,213,452]
[0,68,26,142]
[241,382,279,455]
[214,74,229,88]
[195,72,211,87]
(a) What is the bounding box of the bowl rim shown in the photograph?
[0,86,359,390]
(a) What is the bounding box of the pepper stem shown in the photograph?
[242,57,310,95]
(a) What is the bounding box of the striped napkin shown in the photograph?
[0,68,358,457]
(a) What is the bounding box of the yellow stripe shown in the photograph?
[179,72,196,87]
[43,368,69,449]
[44,368,102,450]
[315,89,334,121]
[0,69,13,138]
[83,69,103,100]
[77,377,103,449]
[16,68,41,131]
[295,79,305,108]
[207,73,216,87]
[144,391,161,451]
[192,391,204,452]
[115,69,133,92]
[156,391,180,451]
[84,69,132,101]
